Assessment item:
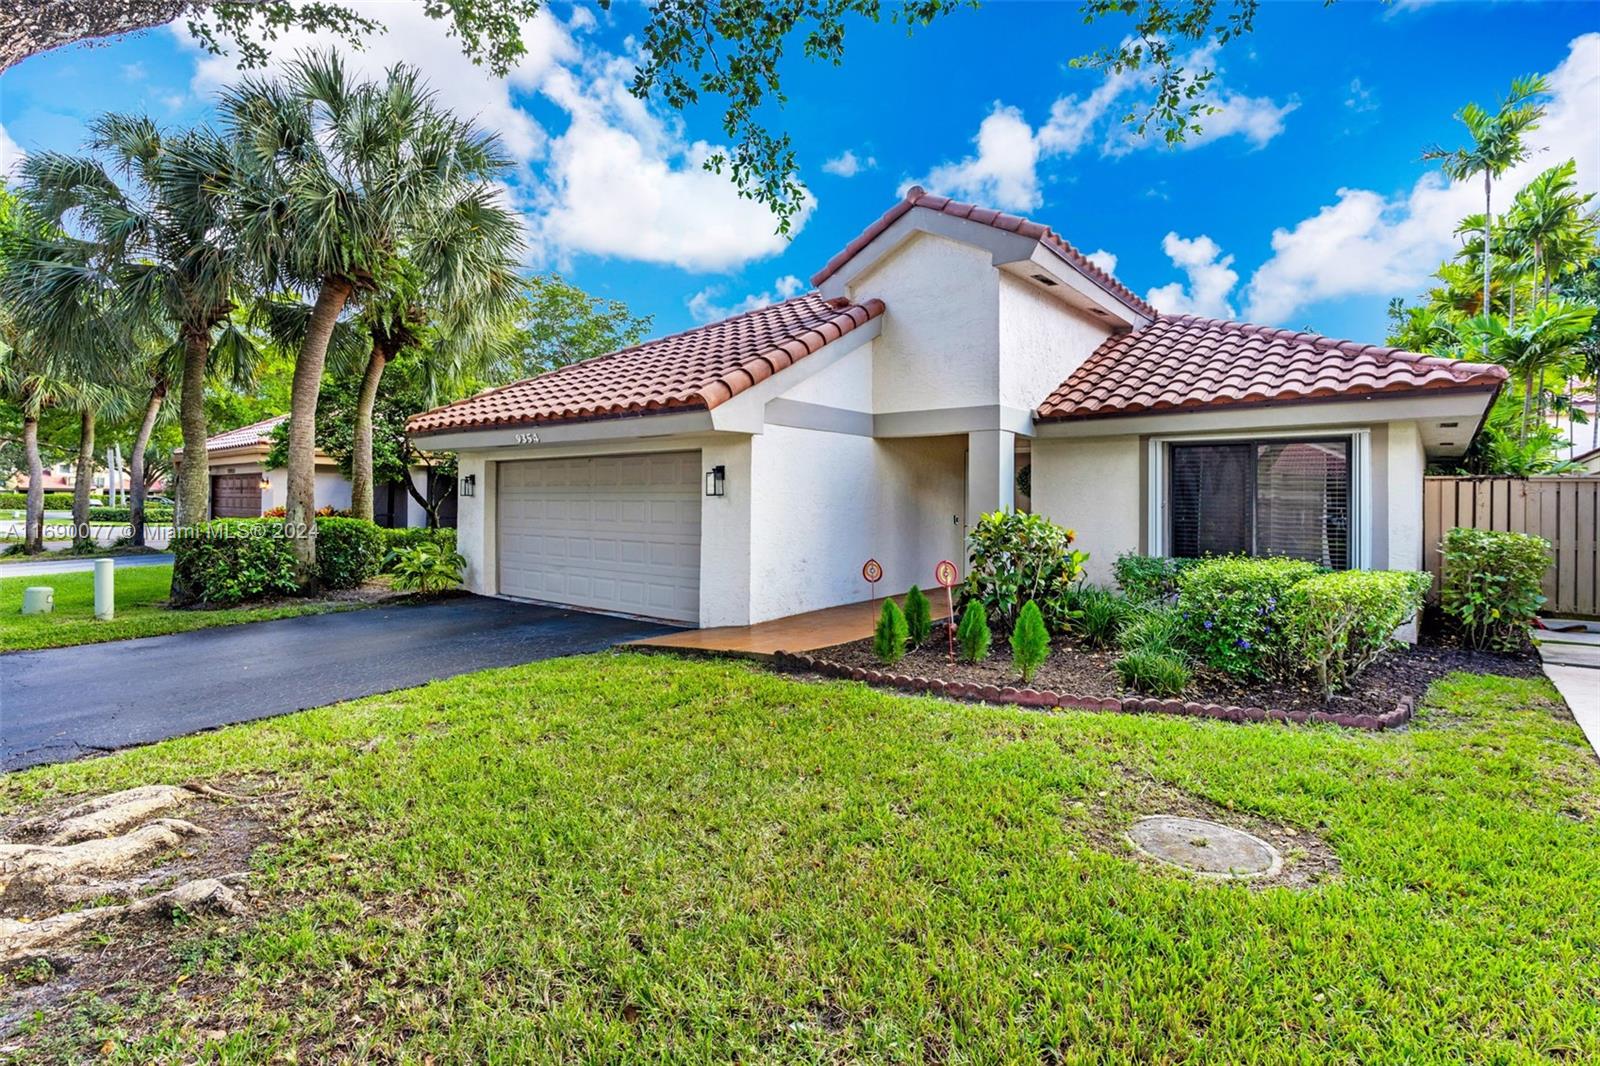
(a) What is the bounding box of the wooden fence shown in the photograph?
[1422,476,1600,618]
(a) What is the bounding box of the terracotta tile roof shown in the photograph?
[811,186,1157,320]
[408,293,885,435]
[1036,314,1507,421]
[173,415,286,458]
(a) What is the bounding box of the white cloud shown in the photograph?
[177,2,804,274]
[822,149,876,178]
[918,44,1293,210]
[0,122,24,180]
[1085,249,1119,274]
[1146,232,1238,318]
[1243,32,1600,323]
[1345,77,1378,113]
[922,103,1042,211]
[687,274,806,323]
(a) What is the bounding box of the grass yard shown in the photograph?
[3,655,1596,1062]
[0,565,365,651]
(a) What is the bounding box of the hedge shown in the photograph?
[1281,570,1431,698]
[172,516,385,605]
[1112,553,1200,602]
[1176,557,1321,677]
[89,505,174,523]
[1,492,99,510]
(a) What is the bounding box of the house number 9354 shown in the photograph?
[514,431,540,444]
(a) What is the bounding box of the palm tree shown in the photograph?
[16,114,259,535]
[1465,301,1596,442]
[1424,75,1549,345]
[1505,160,1598,309]
[219,49,515,584]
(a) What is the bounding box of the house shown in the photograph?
[174,415,454,527]
[406,187,1506,627]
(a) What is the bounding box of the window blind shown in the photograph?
[1169,443,1252,558]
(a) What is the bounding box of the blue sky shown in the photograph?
[2,1,1596,345]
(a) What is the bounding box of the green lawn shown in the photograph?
[0,565,363,651]
[4,655,1596,1062]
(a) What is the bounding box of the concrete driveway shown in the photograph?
[1,595,677,771]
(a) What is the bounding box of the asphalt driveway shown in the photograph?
[1,595,676,771]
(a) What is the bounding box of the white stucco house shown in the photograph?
[175,415,452,527]
[407,188,1506,627]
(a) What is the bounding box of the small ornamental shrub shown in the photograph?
[1113,553,1198,602]
[387,542,466,594]
[1439,527,1551,651]
[1176,557,1321,677]
[1010,600,1050,683]
[961,511,1088,633]
[171,519,298,606]
[1281,569,1430,697]
[1070,585,1131,648]
[873,598,909,665]
[1114,649,1191,697]
[315,517,385,590]
[903,585,932,646]
[956,599,992,663]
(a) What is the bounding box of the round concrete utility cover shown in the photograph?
[1127,816,1282,879]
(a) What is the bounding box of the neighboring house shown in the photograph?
[6,462,163,495]
[174,415,452,527]
[407,187,1506,628]
[1575,445,1600,474]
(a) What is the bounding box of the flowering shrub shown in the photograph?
[1176,557,1320,677]
[262,505,352,518]
[1439,528,1551,651]
[961,511,1088,632]
[1281,570,1431,697]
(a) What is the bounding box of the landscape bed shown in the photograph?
[788,626,1544,730]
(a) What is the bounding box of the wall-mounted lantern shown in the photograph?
[258,476,271,492]
[460,473,476,498]
[704,465,726,497]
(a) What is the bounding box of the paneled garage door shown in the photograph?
[496,452,701,623]
[211,474,262,517]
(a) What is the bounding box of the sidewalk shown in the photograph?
[1536,622,1599,759]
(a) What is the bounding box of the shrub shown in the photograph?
[873,598,909,665]
[380,525,457,570]
[1176,556,1321,677]
[1114,649,1191,697]
[1113,553,1198,602]
[961,511,1088,633]
[1069,585,1131,648]
[171,519,299,606]
[956,599,992,663]
[1439,527,1551,651]
[387,542,466,594]
[903,585,932,646]
[1118,604,1187,658]
[315,517,385,590]
[1010,600,1050,683]
[1280,570,1431,698]
[88,505,174,523]
[262,504,351,518]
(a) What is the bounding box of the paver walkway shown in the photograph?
[629,590,952,658]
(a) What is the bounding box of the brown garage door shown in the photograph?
[211,474,262,517]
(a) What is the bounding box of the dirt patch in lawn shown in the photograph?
[1068,768,1342,891]
[812,627,1542,719]
[0,775,292,1044]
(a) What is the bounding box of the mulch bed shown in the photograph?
[786,626,1542,731]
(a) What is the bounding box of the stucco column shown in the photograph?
[966,429,1016,528]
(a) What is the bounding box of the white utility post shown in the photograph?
[93,558,115,620]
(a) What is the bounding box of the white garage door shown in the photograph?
[496,452,701,623]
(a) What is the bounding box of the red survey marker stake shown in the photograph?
[934,559,960,661]
[862,558,883,622]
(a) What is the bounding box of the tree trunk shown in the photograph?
[22,414,45,554]
[285,278,354,590]
[72,406,95,549]
[402,469,439,528]
[129,383,164,547]
[1482,172,1493,315]
[175,329,211,528]
[350,342,387,523]
[1521,367,1536,444]
[1,0,200,74]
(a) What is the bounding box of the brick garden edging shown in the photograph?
[772,652,1415,731]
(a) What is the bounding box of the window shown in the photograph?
[1168,437,1351,569]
